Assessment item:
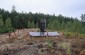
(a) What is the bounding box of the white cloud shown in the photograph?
[0,0,85,20]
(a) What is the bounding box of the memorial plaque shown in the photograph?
[29,32,59,37]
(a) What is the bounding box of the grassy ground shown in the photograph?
[0,29,85,55]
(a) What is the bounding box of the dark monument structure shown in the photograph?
[29,19,59,37]
[40,19,46,32]
[40,19,46,36]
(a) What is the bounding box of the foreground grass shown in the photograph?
[0,29,85,55]
[64,32,85,39]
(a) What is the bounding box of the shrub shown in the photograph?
[0,26,15,33]
[57,42,71,55]
[64,32,71,38]
[46,39,55,48]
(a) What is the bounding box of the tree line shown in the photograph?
[0,5,85,34]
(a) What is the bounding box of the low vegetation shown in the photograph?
[0,29,84,55]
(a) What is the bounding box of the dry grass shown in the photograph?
[0,29,85,55]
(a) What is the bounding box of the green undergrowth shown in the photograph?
[0,26,15,33]
[64,32,85,39]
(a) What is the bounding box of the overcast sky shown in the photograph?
[0,0,85,20]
